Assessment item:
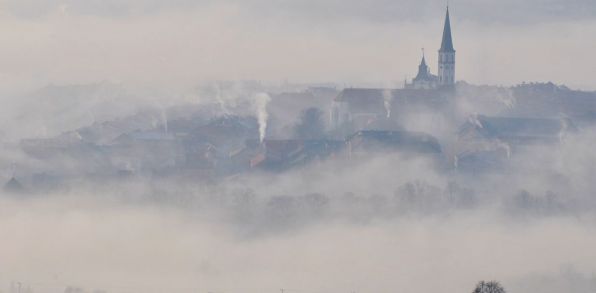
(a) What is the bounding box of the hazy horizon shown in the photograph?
[2,1,596,293]
[1,0,596,94]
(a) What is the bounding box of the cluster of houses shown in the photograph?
[5,79,591,194]
[14,114,445,180]
[4,7,596,192]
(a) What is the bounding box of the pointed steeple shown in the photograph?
[415,49,430,81]
[440,6,455,52]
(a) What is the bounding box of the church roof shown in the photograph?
[4,177,25,193]
[440,7,455,52]
[414,54,437,82]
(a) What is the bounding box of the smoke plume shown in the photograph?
[255,93,271,143]
[383,88,393,118]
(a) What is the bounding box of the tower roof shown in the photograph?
[414,51,433,82]
[440,7,455,52]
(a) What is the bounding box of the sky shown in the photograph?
[0,0,595,93]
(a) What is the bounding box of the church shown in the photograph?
[330,7,457,132]
[406,6,456,89]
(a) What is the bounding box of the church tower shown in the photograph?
[438,6,455,86]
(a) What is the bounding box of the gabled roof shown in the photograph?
[414,55,436,82]
[347,130,442,154]
[459,115,577,141]
[335,88,384,102]
[334,88,387,113]
[111,130,176,145]
[4,177,25,193]
[189,116,259,146]
[334,88,450,115]
[250,139,343,170]
[440,7,455,52]
[129,131,176,141]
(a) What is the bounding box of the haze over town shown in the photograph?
[1,1,596,293]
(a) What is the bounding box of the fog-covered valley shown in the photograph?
[1,81,596,293]
[3,0,596,292]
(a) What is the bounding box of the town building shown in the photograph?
[331,6,457,131]
[406,6,456,89]
[454,115,578,171]
[346,130,442,159]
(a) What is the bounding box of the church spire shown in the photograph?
[415,48,430,82]
[438,5,456,86]
[440,6,455,52]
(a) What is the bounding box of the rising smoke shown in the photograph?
[255,93,271,143]
[1,1,596,292]
[383,88,392,118]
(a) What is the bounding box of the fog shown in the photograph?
[2,197,596,293]
[1,0,596,93]
[2,149,596,293]
[3,129,596,292]
[2,1,596,293]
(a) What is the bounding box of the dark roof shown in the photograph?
[262,139,343,156]
[440,7,455,52]
[347,130,442,154]
[251,139,343,170]
[459,115,577,140]
[414,56,435,82]
[335,88,383,102]
[129,131,176,141]
[189,116,258,146]
[4,177,25,193]
[360,117,404,131]
[336,88,448,102]
[334,88,450,115]
[334,88,387,113]
[269,92,321,109]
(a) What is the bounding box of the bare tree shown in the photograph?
[472,281,506,293]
